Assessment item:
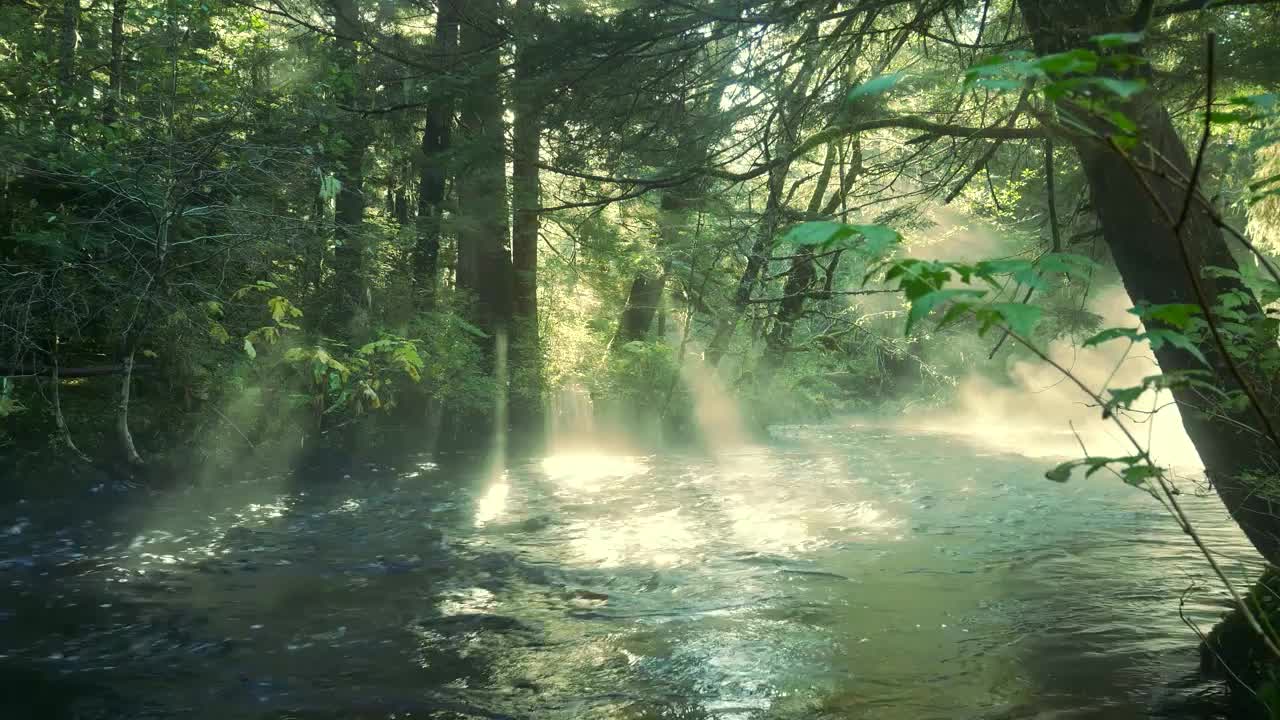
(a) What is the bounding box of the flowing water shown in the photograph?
[0,423,1261,719]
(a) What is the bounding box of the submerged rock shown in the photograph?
[418,613,535,635]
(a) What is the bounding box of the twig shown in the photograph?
[995,320,1280,660]
[210,405,256,449]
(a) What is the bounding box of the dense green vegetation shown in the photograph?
[4,0,1280,711]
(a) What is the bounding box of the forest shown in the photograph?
[4,0,1280,717]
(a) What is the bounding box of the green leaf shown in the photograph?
[1112,134,1139,152]
[1046,461,1076,483]
[974,77,1024,91]
[1036,49,1099,76]
[1084,327,1140,347]
[319,174,342,200]
[1233,93,1278,110]
[1108,110,1138,135]
[243,337,257,359]
[905,288,986,334]
[1092,31,1144,48]
[785,221,853,247]
[1133,302,1201,329]
[1106,385,1146,411]
[1146,329,1209,365]
[1091,77,1146,98]
[1209,111,1252,125]
[988,303,1042,337]
[785,222,901,255]
[848,224,902,256]
[1120,464,1160,487]
[455,319,489,339]
[268,296,303,322]
[1037,253,1100,278]
[209,321,231,344]
[965,51,1041,86]
[849,72,905,100]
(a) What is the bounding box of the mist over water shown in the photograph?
[904,286,1202,470]
[880,208,1202,471]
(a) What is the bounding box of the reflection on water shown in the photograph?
[0,423,1256,719]
[474,474,511,527]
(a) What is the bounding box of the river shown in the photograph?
[0,423,1260,719]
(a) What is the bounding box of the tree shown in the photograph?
[414,0,457,304]
[1020,0,1280,566]
[453,0,513,349]
[511,0,547,440]
[326,0,370,339]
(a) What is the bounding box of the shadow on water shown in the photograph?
[0,453,522,719]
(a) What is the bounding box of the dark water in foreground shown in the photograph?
[0,424,1262,719]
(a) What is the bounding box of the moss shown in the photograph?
[1202,567,1280,719]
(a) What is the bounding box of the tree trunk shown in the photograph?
[454,0,512,344]
[414,0,457,305]
[511,0,545,440]
[116,348,144,466]
[611,187,695,351]
[705,157,789,367]
[762,249,817,368]
[103,0,126,125]
[762,142,839,370]
[51,349,90,463]
[56,0,79,133]
[610,29,740,353]
[328,0,369,339]
[702,9,841,368]
[613,270,669,347]
[1022,0,1280,565]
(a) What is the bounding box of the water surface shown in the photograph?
[0,424,1257,719]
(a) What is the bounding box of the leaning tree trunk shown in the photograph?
[1022,0,1280,565]
[612,261,671,348]
[705,156,789,367]
[610,191,685,350]
[762,142,839,370]
[702,6,848,368]
[116,347,144,466]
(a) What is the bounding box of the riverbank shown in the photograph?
[1202,568,1280,719]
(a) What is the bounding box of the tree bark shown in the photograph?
[705,155,789,367]
[1022,0,1280,565]
[103,0,126,125]
[328,0,369,339]
[762,142,839,370]
[511,0,545,439]
[454,0,513,344]
[414,0,457,305]
[613,270,669,347]
[116,349,144,466]
[56,0,79,133]
[50,343,90,463]
[610,30,738,352]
